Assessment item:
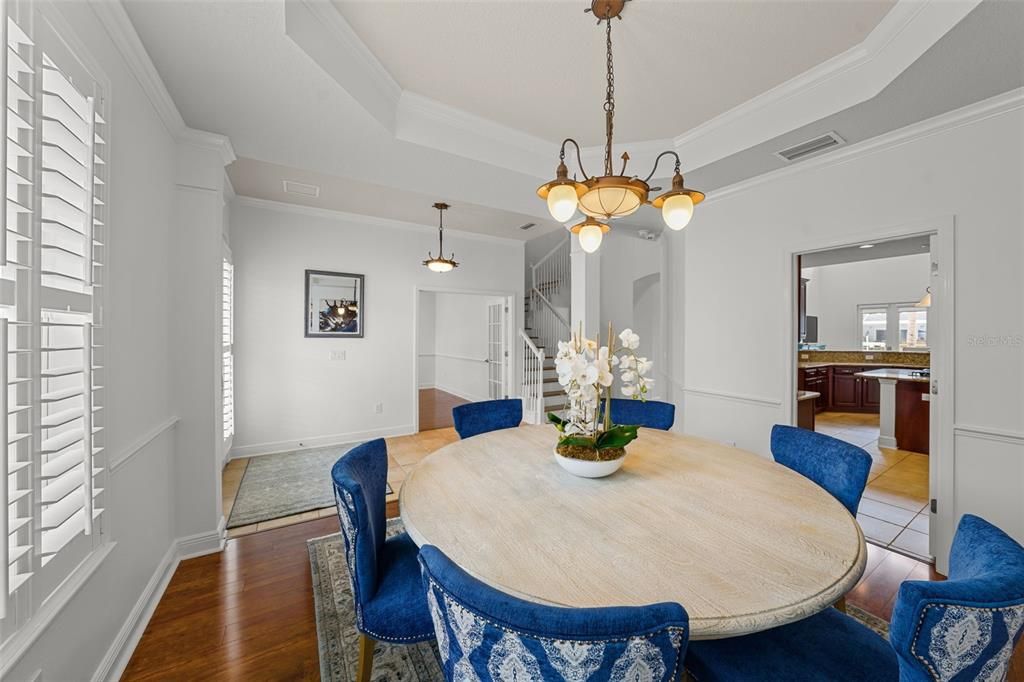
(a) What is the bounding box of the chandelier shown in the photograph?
[423,202,459,273]
[537,0,705,253]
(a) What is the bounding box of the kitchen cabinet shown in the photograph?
[830,366,882,413]
[896,381,930,454]
[798,367,830,413]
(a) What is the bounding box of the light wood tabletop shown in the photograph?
[399,424,866,640]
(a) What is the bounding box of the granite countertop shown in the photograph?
[855,368,930,383]
[798,362,927,369]
[797,390,821,401]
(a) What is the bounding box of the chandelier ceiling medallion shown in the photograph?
[537,0,705,253]
[423,202,459,273]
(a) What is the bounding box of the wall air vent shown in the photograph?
[518,222,536,231]
[282,180,320,197]
[775,131,846,163]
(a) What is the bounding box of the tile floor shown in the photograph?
[221,427,461,538]
[816,412,931,561]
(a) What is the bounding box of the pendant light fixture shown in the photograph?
[423,202,459,273]
[537,0,705,251]
[917,287,932,307]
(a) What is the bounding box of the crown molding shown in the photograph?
[284,0,401,132]
[232,195,527,247]
[704,87,1024,205]
[89,0,236,168]
[670,0,983,170]
[88,0,185,136]
[283,0,979,181]
[396,91,554,178]
[178,127,237,167]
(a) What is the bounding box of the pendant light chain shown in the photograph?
[603,15,615,176]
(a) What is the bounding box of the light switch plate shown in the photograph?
[329,350,346,361]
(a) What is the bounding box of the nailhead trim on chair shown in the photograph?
[426,576,688,679]
[909,602,1024,680]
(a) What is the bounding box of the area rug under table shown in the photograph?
[307,520,890,682]
[227,443,391,528]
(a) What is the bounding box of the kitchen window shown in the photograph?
[2,7,108,637]
[858,303,929,352]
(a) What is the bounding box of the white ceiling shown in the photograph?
[334,0,896,146]
[228,157,561,240]
[122,0,998,241]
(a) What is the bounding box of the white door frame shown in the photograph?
[783,215,955,572]
[412,286,518,433]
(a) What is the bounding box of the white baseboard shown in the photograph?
[91,544,179,682]
[878,435,898,449]
[229,423,416,459]
[92,523,229,682]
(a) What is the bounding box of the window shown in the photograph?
[222,255,234,444]
[898,306,928,350]
[858,303,929,352]
[859,306,887,350]
[2,9,107,632]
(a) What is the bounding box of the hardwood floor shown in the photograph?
[127,426,1022,680]
[418,387,468,431]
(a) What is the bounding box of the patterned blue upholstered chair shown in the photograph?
[770,424,872,516]
[331,439,434,682]
[452,398,522,439]
[607,398,676,430]
[685,514,1024,681]
[418,545,689,681]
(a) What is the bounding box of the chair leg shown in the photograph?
[357,634,376,682]
[834,596,847,613]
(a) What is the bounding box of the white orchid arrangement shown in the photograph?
[549,324,654,455]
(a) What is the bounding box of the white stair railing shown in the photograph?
[519,330,545,424]
[531,237,570,300]
[530,287,570,357]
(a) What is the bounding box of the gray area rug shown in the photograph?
[308,519,444,681]
[228,443,391,528]
[307,520,891,681]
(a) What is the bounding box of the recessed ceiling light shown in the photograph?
[859,244,874,249]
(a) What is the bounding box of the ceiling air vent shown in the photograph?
[775,132,845,163]
[282,180,320,198]
[518,222,536,231]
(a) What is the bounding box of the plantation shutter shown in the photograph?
[37,44,105,566]
[2,8,107,628]
[222,256,234,443]
[3,14,36,620]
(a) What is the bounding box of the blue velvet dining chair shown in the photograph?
[606,398,676,430]
[770,424,872,516]
[684,514,1024,681]
[418,545,689,681]
[452,398,522,439]
[332,439,435,682]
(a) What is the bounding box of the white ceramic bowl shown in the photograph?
[553,448,626,478]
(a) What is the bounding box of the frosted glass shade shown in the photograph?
[427,260,454,273]
[578,185,642,219]
[578,223,604,253]
[546,184,579,222]
[662,193,694,230]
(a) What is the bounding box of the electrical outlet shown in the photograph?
[864,354,874,360]
[329,350,346,361]
[374,402,383,414]
[799,353,809,360]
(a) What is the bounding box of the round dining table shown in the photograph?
[399,424,866,640]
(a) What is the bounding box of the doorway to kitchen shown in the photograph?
[415,288,515,432]
[792,228,951,564]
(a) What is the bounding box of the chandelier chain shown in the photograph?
[603,15,615,176]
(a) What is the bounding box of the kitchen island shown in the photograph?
[855,368,930,453]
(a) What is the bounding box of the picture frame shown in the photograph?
[304,270,365,338]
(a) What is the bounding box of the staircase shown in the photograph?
[520,238,571,423]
